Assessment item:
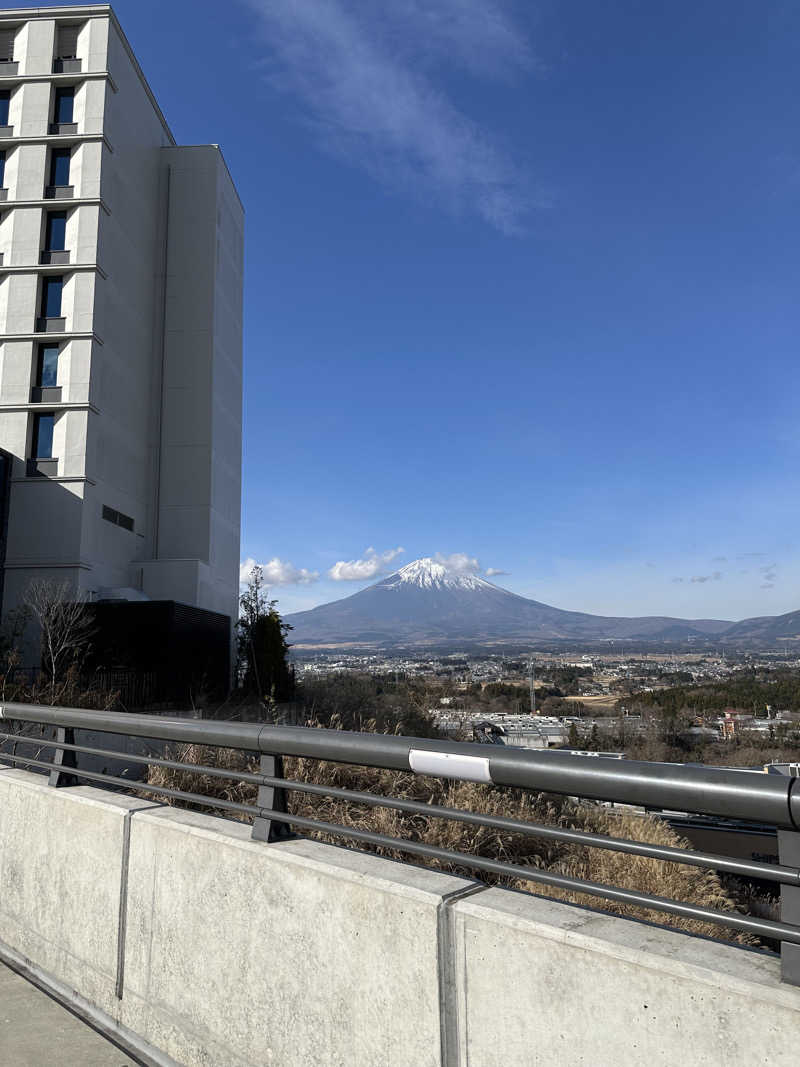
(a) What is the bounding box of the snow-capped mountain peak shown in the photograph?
[285,555,739,648]
[380,557,494,592]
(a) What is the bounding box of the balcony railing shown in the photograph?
[30,385,61,403]
[1,702,800,985]
[44,185,73,200]
[40,249,70,265]
[35,316,66,333]
[25,458,57,477]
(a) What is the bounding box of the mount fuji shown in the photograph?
[284,558,744,648]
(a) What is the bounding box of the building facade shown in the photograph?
[0,5,243,651]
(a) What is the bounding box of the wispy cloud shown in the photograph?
[243,0,535,232]
[328,546,405,581]
[384,0,534,78]
[759,564,777,589]
[485,567,510,577]
[240,556,320,586]
[690,572,723,584]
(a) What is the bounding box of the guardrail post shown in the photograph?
[48,725,78,788]
[251,753,294,843]
[778,830,800,985]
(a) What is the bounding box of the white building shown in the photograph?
[0,5,243,656]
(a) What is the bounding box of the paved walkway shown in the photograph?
[0,963,138,1066]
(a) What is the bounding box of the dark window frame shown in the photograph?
[32,412,55,459]
[49,148,71,187]
[53,86,74,125]
[44,211,67,252]
[36,343,60,388]
[40,275,64,318]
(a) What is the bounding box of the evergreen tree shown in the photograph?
[237,565,294,703]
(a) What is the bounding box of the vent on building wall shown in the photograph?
[0,29,14,61]
[102,505,134,532]
[0,29,17,75]
[54,25,81,73]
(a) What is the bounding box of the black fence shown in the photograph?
[1,701,800,985]
[4,666,162,710]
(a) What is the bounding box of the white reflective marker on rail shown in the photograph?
[408,749,492,784]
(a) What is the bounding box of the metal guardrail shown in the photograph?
[1,702,800,985]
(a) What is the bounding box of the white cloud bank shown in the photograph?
[240,556,319,587]
[434,552,481,574]
[328,546,405,581]
[243,0,536,233]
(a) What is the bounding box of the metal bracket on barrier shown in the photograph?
[778,829,800,986]
[251,753,295,843]
[48,725,79,788]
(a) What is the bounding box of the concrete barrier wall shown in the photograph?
[118,806,475,1066]
[450,890,800,1067]
[1,766,800,1066]
[0,766,160,1016]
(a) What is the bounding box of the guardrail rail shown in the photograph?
[1,702,800,985]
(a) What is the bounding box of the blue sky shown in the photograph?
[48,1,800,619]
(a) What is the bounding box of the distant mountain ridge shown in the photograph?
[284,557,793,648]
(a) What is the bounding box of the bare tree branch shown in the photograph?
[22,579,95,704]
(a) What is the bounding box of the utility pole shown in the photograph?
[529,658,536,716]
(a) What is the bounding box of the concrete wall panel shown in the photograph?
[451,888,800,1067]
[0,769,154,1016]
[121,807,471,1067]
[0,339,34,402]
[18,81,50,138]
[18,18,55,78]
[14,143,48,201]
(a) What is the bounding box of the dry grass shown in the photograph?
[564,694,619,714]
[145,728,758,947]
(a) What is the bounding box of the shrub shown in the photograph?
[145,723,757,947]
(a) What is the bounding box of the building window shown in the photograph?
[53,87,74,126]
[0,91,10,127]
[40,276,63,318]
[36,344,59,388]
[49,148,71,188]
[32,413,55,458]
[102,504,134,532]
[56,26,79,61]
[0,29,15,63]
[44,211,67,252]
[0,151,6,188]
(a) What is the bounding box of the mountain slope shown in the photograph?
[719,609,800,645]
[285,558,740,646]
